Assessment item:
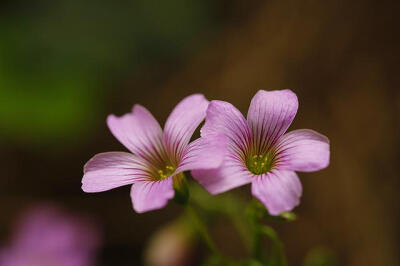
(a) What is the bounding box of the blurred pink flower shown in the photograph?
[82,94,225,213]
[0,204,101,266]
[192,90,330,215]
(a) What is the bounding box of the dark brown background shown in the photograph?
[1,0,399,265]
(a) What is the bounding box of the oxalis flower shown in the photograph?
[82,94,225,213]
[192,90,330,215]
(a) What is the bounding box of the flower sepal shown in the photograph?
[173,173,189,205]
[251,199,297,222]
[279,211,297,221]
[264,210,297,223]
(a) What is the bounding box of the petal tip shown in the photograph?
[106,114,120,131]
[132,197,172,214]
[130,180,175,214]
[81,180,96,193]
[131,104,147,114]
[253,89,299,108]
[251,171,302,216]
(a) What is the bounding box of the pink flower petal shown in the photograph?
[201,100,251,157]
[192,100,253,194]
[82,152,152,192]
[251,170,302,215]
[164,94,209,163]
[192,154,253,194]
[107,105,167,165]
[247,90,298,153]
[274,129,330,172]
[176,134,227,173]
[130,178,175,213]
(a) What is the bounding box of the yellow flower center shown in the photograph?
[156,165,176,180]
[246,153,274,175]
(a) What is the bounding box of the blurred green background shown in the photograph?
[1,0,399,265]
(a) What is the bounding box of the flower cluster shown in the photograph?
[82,90,330,215]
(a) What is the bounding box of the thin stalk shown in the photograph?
[185,203,220,256]
[248,200,263,261]
[248,200,288,265]
[260,225,287,266]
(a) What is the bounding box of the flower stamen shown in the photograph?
[156,165,176,180]
[247,152,274,175]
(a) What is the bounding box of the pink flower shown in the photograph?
[82,94,225,213]
[192,90,330,215]
[0,204,100,266]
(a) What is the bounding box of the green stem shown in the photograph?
[253,227,263,262]
[185,203,220,255]
[248,200,263,261]
[260,225,287,266]
[248,200,288,265]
